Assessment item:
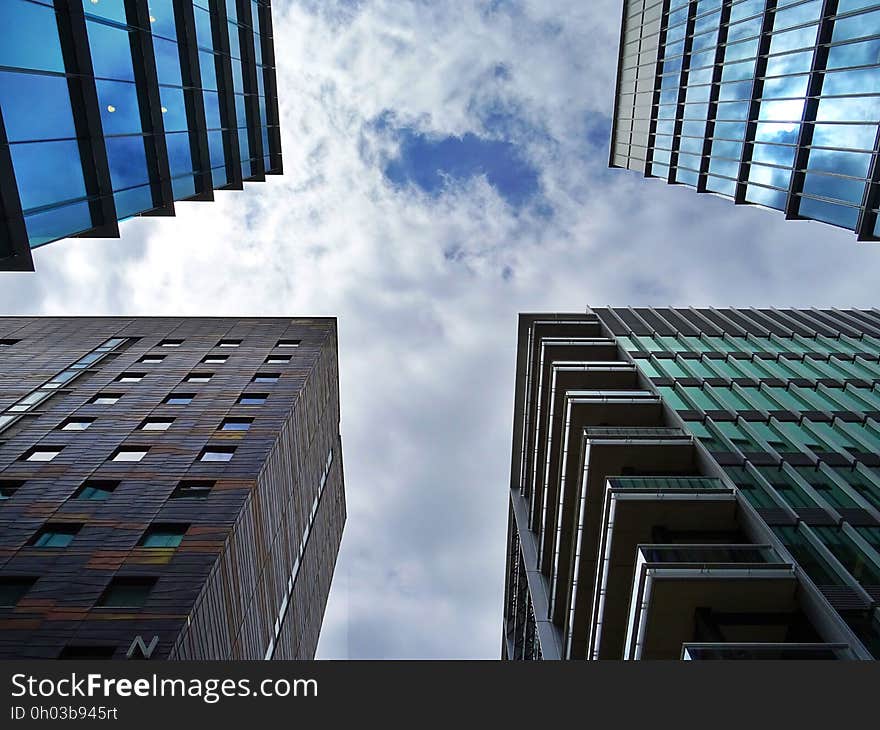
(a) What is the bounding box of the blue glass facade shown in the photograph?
[611,0,880,243]
[0,0,282,271]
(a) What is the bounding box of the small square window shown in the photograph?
[160,339,183,347]
[199,446,236,462]
[140,418,173,431]
[22,447,62,462]
[202,355,228,364]
[111,447,149,463]
[138,523,188,548]
[60,417,95,431]
[170,479,214,499]
[185,372,213,383]
[58,645,116,660]
[220,417,253,431]
[164,393,194,405]
[0,480,24,500]
[73,480,119,501]
[0,577,36,607]
[237,393,267,405]
[31,524,81,548]
[96,577,157,608]
[116,372,145,383]
[265,355,291,364]
[139,355,165,364]
[276,339,301,347]
[217,339,242,348]
[252,373,280,384]
[90,393,122,405]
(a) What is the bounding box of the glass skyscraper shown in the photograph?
[0,1,282,272]
[504,308,880,660]
[610,0,880,242]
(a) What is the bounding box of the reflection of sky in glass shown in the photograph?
[0,1,65,73]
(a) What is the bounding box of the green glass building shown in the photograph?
[504,307,880,660]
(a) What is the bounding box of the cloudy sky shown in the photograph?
[3,0,880,658]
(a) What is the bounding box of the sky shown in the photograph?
[2,0,880,659]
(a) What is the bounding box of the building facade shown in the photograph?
[0,0,282,271]
[610,0,880,242]
[0,317,344,660]
[504,307,880,660]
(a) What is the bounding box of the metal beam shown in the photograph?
[212,0,244,190]
[237,0,265,181]
[697,0,733,192]
[667,0,698,184]
[0,104,33,271]
[259,0,283,174]
[646,0,672,178]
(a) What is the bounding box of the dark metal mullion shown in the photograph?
[856,123,880,241]
[54,0,119,241]
[667,1,698,184]
[697,0,733,192]
[734,0,778,204]
[125,0,174,217]
[260,0,283,174]
[646,0,672,177]
[237,0,265,181]
[212,0,243,190]
[0,105,33,270]
[784,0,839,219]
[176,0,214,201]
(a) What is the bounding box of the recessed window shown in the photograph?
[217,339,241,348]
[140,418,174,431]
[60,417,95,431]
[170,479,214,499]
[58,645,116,660]
[0,339,20,347]
[22,447,63,462]
[110,447,149,463]
[220,417,253,431]
[90,393,121,405]
[139,355,165,364]
[237,393,267,405]
[252,373,280,384]
[276,339,301,347]
[0,480,24,500]
[138,524,188,548]
[0,577,36,607]
[199,446,236,462]
[265,355,291,364]
[73,480,119,501]
[202,355,228,364]
[116,372,145,383]
[184,372,213,383]
[96,577,157,608]
[160,339,183,347]
[164,393,194,405]
[31,524,81,548]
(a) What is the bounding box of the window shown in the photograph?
[184,372,213,383]
[73,480,119,501]
[60,417,94,431]
[110,447,148,462]
[22,447,62,462]
[0,577,36,607]
[140,418,173,431]
[0,480,24,500]
[202,355,228,364]
[170,479,214,499]
[90,393,121,405]
[265,355,291,364]
[159,339,183,347]
[58,645,116,660]
[164,393,194,405]
[31,524,81,548]
[217,339,241,348]
[237,393,267,405]
[252,373,279,384]
[139,355,165,364]
[115,372,145,383]
[199,446,236,462]
[276,339,300,347]
[96,577,157,608]
[138,524,188,548]
[220,417,253,431]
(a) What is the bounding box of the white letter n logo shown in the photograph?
[126,635,159,659]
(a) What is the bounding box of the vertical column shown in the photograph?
[645,0,672,177]
[783,0,839,219]
[697,0,732,192]
[667,0,698,184]
[237,0,265,181]
[259,0,283,174]
[211,0,243,190]
[0,107,32,270]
